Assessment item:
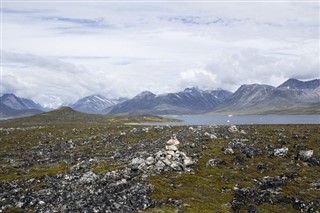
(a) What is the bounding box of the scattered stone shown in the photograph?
[79,171,98,184]
[155,160,166,169]
[131,158,145,166]
[204,132,217,140]
[240,130,247,134]
[228,125,239,133]
[224,147,235,155]
[170,162,183,171]
[257,163,270,173]
[165,145,178,151]
[206,158,226,167]
[145,156,155,165]
[183,157,194,166]
[232,156,246,165]
[274,147,288,157]
[298,150,313,161]
[311,180,320,190]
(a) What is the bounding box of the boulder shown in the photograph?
[170,162,183,171]
[183,157,194,166]
[206,158,226,167]
[155,160,165,169]
[228,125,239,133]
[145,157,155,165]
[131,158,145,166]
[298,150,313,161]
[274,147,288,157]
[224,147,235,155]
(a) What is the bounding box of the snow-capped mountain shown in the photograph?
[70,95,116,114]
[278,79,320,90]
[0,94,45,118]
[212,83,320,114]
[0,93,44,111]
[108,88,232,115]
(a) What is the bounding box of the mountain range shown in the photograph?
[1,78,319,118]
[211,83,320,114]
[108,88,232,115]
[0,94,48,118]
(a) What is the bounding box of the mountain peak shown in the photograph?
[278,78,320,90]
[184,87,202,93]
[134,91,156,99]
[70,94,115,114]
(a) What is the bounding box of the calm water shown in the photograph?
[145,115,320,126]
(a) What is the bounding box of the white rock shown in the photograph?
[155,160,166,169]
[166,138,180,145]
[299,150,313,160]
[166,154,173,160]
[145,156,155,165]
[165,145,178,151]
[205,132,217,140]
[16,202,24,208]
[155,151,164,159]
[274,147,288,157]
[80,171,98,184]
[131,157,145,165]
[224,147,234,155]
[163,158,172,166]
[166,150,175,156]
[228,125,239,133]
[115,178,127,186]
[240,130,247,134]
[183,157,194,166]
[170,162,182,171]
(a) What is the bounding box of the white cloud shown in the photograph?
[1,1,319,107]
[177,47,319,92]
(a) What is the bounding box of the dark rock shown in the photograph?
[206,158,226,167]
[232,156,246,165]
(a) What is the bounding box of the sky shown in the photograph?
[1,0,319,108]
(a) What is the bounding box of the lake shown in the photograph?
[144,114,320,126]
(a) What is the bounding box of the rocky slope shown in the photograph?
[211,84,320,114]
[0,122,319,212]
[0,94,45,118]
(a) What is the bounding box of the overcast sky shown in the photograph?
[1,0,319,108]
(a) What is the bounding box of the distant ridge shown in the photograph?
[278,79,320,90]
[108,88,232,115]
[0,94,45,118]
[70,95,115,114]
[1,78,319,117]
[210,83,320,115]
[0,107,179,126]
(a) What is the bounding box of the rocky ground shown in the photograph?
[0,124,319,212]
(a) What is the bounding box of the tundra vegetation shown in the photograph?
[0,111,319,212]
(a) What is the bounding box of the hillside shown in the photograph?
[210,84,320,115]
[0,107,179,127]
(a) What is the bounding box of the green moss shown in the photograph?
[92,160,124,173]
[147,124,320,212]
[2,208,32,213]
[0,162,70,181]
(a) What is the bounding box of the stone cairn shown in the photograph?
[130,136,194,173]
